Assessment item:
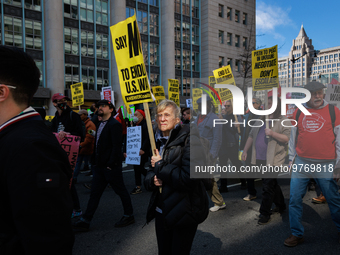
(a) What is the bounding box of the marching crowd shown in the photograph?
[1,46,340,255]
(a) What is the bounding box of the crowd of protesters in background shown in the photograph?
[1,44,340,255]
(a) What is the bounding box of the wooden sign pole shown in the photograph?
[143,101,161,192]
[143,103,156,157]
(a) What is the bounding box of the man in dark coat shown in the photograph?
[0,46,74,254]
[73,100,134,231]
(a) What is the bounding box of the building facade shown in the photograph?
[0,0,255,113]
[278,25,340,88]
[201,0,256,83]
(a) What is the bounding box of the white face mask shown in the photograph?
[132,116,139,123]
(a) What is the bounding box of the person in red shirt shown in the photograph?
[285,81,340,247]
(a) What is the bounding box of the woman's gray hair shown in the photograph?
[155,99,181,119]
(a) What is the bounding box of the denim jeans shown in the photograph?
[289,156,340,237]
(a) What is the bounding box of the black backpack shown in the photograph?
[295,104,336,143]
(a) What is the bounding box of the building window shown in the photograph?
[182,0,190,16]
[227,7,232,21]
[64,27,79,55]
[227,58,232,68]
[126,7,135,18]
[150,0,158,6]
[182,77,190,96]
[242,37,247,49]
[192,24,199,45]
[192,51,199,71]
[150,73,160,86]
[219,56,224,68]
[82,66,95,90]
[175,0,181,13]
[4,16,22,48]
[175,48,181,69]
[150,43,159,66]
[183,50,191,70]
[137,10,148,34]
[80,0,94,23]
[96,0,108,26]
[182,22,190,43]
[243,12,247,25]
[219,30,224,44]
[235,10,240,23]
[142,41,148,64]
[235,35,240,47]
[175,20,181,41]
[65,64,79,89]
[4,0,21,7]
[25,0,42,11]
[150,13,159,36]
[64,0,78,19]
[227,32,232,45]
[81,31,94,57]
[96,33,108,59]
[192,0,199,18]
[97,68,109,91]
[25,20,42,50]
[219,4,224,18]
[235,60,240,72]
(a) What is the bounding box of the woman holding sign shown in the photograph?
[144,99,208,255]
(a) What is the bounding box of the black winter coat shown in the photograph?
[0,115,74,254]
[92,117,123,169]
[145,124,208,229]
[51,106,84,139]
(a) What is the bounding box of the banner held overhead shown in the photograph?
[110,14,153,105]
[252,45,279,91]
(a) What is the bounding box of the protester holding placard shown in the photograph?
[73,99,134,231]
[0,46,74,254]
[51,92,85,218]
[145,99,208,255]
[50,93,84,140]
[128,109,151,195]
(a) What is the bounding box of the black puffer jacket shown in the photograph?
[145,124,208,229]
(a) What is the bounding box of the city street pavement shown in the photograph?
[72,166,340,255]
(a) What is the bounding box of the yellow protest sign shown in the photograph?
[168,79,180,106]
[70,82,84,107]
[252,45,279,91]
[45,115,54,122]
[152,86,166,105]
[209,76,220,113]
[213,65,235,102]
[110,14,153,105]
[209,76,216,88]
[192,88,202,111]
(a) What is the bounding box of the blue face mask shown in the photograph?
[57,102,67,110]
